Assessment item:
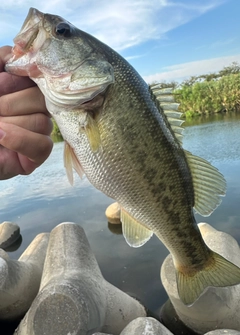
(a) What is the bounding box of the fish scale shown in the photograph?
[6,7,240,306]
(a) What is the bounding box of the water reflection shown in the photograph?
[4,235,22,252]
[1,113,240,316]
[183,112,240,164]
[108,222,123,235]
[184,111,240,127]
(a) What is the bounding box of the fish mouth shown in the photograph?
[11,8,46,60]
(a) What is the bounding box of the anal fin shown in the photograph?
[121,208,153,247]
[64,142,84,185]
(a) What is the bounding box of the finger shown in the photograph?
[0,46,35,95]
[0,72,35,96]
[0,122,53,165]
[0,86,49,116]
[0,113,53,135]
[0,46,12,71]
[0,147,20,179]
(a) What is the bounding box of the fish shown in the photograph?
[6,7,240,305]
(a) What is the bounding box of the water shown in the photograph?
[1,112,240,324]
[184,112,240,242]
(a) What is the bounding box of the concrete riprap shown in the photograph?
[0,221,20,249]
[120,317,173,335]
[205,330,240,335]
[0,232,49,320]
[105,202,121,224]
[93,317,174,335]
[161,223,240,334]
[15,223,146,335]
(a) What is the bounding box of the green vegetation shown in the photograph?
[51,119,63,141]
[174,62,240,118]
[52,119,61,136]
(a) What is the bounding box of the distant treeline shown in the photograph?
[52,62,240,136]
[152,62,240,118]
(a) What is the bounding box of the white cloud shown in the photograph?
[0,0,226,50]
[143,54,240,84]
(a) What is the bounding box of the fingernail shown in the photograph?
[0,128,6,140]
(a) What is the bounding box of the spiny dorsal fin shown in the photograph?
[184,150,226,216]
[64,142,84,185]
[150,85,183,144]
[150,85,173,94]
[120,208,153,247]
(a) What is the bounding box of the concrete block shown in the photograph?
[205,330,240,335]
[93,318,174,335]
[15,223,146,335]
[161,223,240,334]
[0,221,20,249]
[0,232,49,320]
[105,202,121,224]
[205,329,240,335]
[120,317,173,335]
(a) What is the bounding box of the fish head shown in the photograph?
[6,8,114,108]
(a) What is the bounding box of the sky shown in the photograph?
[1,0,240,83]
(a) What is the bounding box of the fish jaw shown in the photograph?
[6,8,47,77]
[12,8,44,58]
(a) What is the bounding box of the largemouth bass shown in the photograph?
[6,8,240,305]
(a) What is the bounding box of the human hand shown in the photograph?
[0,46,53,180]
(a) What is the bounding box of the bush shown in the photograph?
[174,73,240,116]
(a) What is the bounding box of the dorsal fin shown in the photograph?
[150,85,183,144]
[184,150,226,216]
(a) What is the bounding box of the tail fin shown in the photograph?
[176,251,240,305]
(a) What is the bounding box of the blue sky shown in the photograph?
[1,0,240,83]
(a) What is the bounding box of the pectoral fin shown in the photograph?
[64,142,84,185]
[83,114,101,152]
[121,208,153,247]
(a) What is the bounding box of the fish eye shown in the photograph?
[55,22,72,37]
